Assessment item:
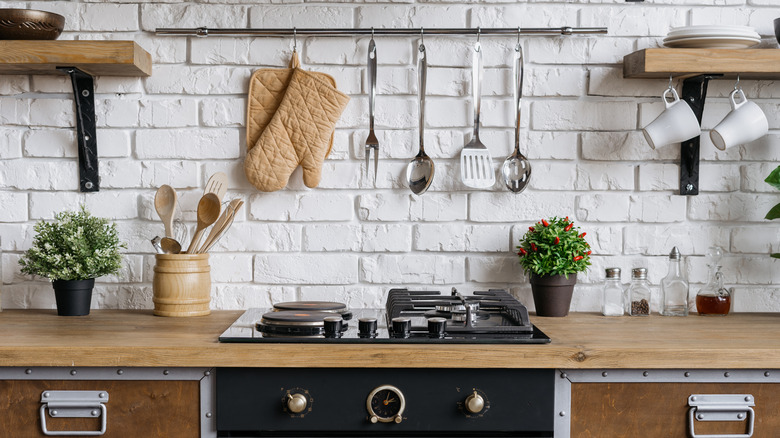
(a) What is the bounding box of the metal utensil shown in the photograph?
[406,38,435,195]
[185,193,221,254]
[204,172,228,202]
[196,198,242,253]
[460,38,495,189]
[154,185,177,238]
[364,35,379,182]
[501,42,532,193]
[151,236,163,254]
[160,237,182,254]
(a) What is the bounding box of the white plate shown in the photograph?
[664,30,760,41]
[664,36,760,49]
[668,25,757,37]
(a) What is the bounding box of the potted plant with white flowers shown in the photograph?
[19,206,125,316]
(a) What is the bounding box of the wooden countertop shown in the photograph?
[0,310,778,369]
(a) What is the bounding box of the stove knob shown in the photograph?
[358,317,378,338]
[287,393,308,414]
[464,391,485,414]
[324,316,343,338]
[391,317,411,339]
[427,317,446,338]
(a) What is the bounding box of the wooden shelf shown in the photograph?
[623,48,780,80]
[0,40,151,77]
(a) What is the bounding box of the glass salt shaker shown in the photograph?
[661,247,689,316]
[602,268,624,316]
[628,268,651,316]
[696,246,730,316]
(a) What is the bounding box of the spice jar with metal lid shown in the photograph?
[602,268,624,316]
[628,268,651,316]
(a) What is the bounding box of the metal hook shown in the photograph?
[293,27,297,53]
[420,27,424,48]
[668,74,674,91]
[371,26,374,39]
[477,27,481,43]
[734,74,741,90]
[517,26,521,47]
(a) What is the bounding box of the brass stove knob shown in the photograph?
[464,391,485,414]
[287,393,308,414]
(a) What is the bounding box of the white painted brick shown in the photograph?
[479,99,514,129]
[249,193,297,221]
[0,224,32,251]
[300,286,385,309]
[209,254,254,283]
[628,194,686,223]
[470,193,576,222]
[362,224,411,252]
[589,67,665,97]
[3,254,30,284]
[698,164,741,192]
[528,67,586,97]
[136,129,240,159]
[85,192,138,219]
[255,254,357,284]
[359,194,410,221]
[426,98,470,128]
[315,66,362,95]
[318,162,364,189]
[0,98,29,126]
[140,5,247,31]
[528,131,578,160]
[145,66,252,95]
[742,162,778,193]
[296,193,354,221]
[690,7,751,27]
[140,161,200,189]
[0,160,77,191]
[527,37,634,65]
[98,99,140,128]
[690,194,778,222]
[577,163,635,191]
[0,193,27,222]
[94,285,151,310]
[0,76,29,95]
[80,4,138,31]
[305,37,413,66]
[211,285,296,310]
[102,255,144,284]
[731,227,780,255]
[516,162,576,191]
[577,194,631,222]
[29,99,73,128]
[374,66,416,96]
[134,35,187,64]
[352,130,412,160]
[638,163,678,191]
[0,129,22,159]
[191,38,261,65]
[467,256,522,283]
[733,256,780,285]
[360,255,464,284]
[101,160,144,189]
[356,5,468,28]
[625,225,730,256]
[29,192,82,220]
[414,224,466,252]
[303,224,360,251]
[212,222,301,252]
[732,287,780,313]
[532,101,636,131]
[427,67,468,97]
[580,6,686,36]
[96,130,132,158]
[741,134,780,161]
[582,132,679,161]
[471,5,578,28]
[139,99,198,128]
[28,2,80,31]
[30,75,69,93]
[249,6,353,28]
[580,225,623,256]
[24,130,74,158]
[117,223,156,255]
[410,194,467,221]
[421,130,469,159]
[420,38,518,68]
[466,225,511,252]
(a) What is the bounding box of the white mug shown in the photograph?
[642,87,701,150]
[710,88,768,151]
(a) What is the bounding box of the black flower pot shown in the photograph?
[530,273,577,317]
[52,279,94,316]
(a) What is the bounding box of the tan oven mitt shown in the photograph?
[244,53,350,192]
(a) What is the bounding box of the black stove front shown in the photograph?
[217,368,555,437]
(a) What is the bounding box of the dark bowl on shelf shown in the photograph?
[775,17,780,46]
[0,8,65,40]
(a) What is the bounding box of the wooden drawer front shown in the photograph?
[0,380,199,437]
[572,382,780,438]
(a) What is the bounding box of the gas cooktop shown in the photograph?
[218,288,551,344]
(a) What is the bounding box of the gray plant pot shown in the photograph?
[530,273,577,317]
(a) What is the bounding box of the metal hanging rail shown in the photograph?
[155,27,608,37]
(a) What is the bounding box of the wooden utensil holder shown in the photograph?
[153,254,211,317]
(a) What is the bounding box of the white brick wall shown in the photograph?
[3,0,780,314]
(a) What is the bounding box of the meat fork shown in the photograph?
[364,35,379,182]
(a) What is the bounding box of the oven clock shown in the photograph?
[366,385,405,423]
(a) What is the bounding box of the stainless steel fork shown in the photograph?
[364,36,379,182]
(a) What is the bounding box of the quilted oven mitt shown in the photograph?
[244,53,350,192]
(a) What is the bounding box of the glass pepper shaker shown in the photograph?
[661,247,689,316]
[602,268,624,316]
[628,268,651,316]
[695,247,730,316]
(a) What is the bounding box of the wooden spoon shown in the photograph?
[196,198,241,254]
[201,200,243,254]
[185,193,221,254]
[204,172,228,202]
[154,185,177,238]
[160,237,182,254]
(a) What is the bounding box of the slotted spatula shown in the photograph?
[460,40,495,189]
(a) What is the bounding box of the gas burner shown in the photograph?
[273,301,353,320]
[257,310,347,338]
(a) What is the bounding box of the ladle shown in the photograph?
[154,185,177,238]
[185,193,221,254]
[406,38,434,195]
[160,237,182,254]
[501,42,532,193]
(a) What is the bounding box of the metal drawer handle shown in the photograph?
[688,394,754,438]
[40,391,109,436]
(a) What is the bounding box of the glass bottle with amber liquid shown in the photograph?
[695,247,730,316]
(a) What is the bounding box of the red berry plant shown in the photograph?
[516,217,591,278]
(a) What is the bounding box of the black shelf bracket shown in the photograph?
[679,74,722,196]
[57,66,99,192]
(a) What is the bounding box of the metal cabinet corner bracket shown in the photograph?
[56,67,99,192]
[40,390,109,436]
[679,74,722,196]
[688,394,754,438]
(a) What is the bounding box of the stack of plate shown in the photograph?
[663,25,760,49]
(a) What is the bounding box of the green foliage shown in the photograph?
[765,166,780,258]
[19,206,126,281]
[515,217,591,277]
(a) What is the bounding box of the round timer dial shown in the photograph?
[367,385,405,423]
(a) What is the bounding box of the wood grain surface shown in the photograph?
[623,48,780,79]
[0,41,152,76]
[0,380,198,437]
[572,382,780,437]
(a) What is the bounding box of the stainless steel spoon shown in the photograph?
[501,43,532,193]
[406,40,434,195]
